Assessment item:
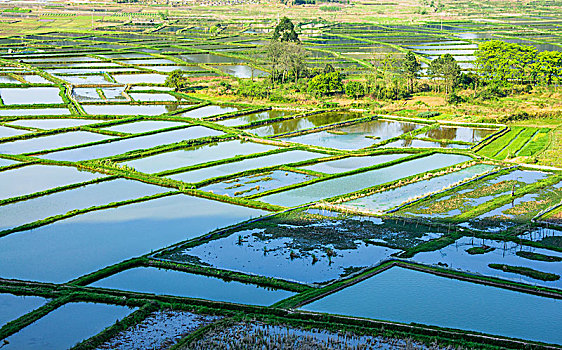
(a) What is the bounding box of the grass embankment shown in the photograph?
[246,152,433,200]
[315,156,477,207]
[0,192,177,238]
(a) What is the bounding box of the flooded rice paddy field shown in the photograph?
[301,267,562,345]
[186,320,444,349]
[95,310,221,350]
[2,302,135,350]
[0,19,561,348]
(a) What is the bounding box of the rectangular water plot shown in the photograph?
[96,310,221,350]
[201,170,316,197]
[129,92,180,102]
[210,65,268,78]
[0,87,63,105]
[90,267,295,306]
[41,126,223,162]
[168,150,325,184]
[143,65,203,73]
[300,266,562,346]
[341,164,498,213]
[0,293,47,327]
[179,105,241,119]
[101,120,188,134]
[0,158,17,168]
[2,302,135,350]
[0,125,28,138]
[0,130,113,155]
[0,75,22,84]
[124,140,277,174]
[73,87,116,102]
[281,118,424,150]
[7,118,102,130]
[0,164,105,201]
[21,75,52,84]
[411,237,562,289]
[112,73,167,85]
[0,194,266,283]
[180,53,246,64]
[248,112,361,137]
[82,104,191,116]
[162,211,450,284]
[299,154,409,174]
[215,110,295,127]
[0,178,168,231]
[0,108,70,117]
[119,58,178,65]
[259,154,471,207]
[420,125,497,143]
[382,138,471,149]
[56,74,114,85]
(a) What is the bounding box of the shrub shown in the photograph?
[498,111,531,123]
[236,80,270,99]
[344,81,365,99]
[307,72,343,97]
[446,92,465,105]
[476,81,508,100]
[416,111,440,118]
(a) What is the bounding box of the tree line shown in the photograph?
[166,17,562,103]
[476,40,562,85]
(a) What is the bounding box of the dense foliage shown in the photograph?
[476,40,562,85]
[272,17,300,43]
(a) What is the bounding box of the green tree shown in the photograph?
[428,54,461,93]
[307,72,343,96]
[344,81,365,99]
[266,41,309,84]
[209,25,219,36]
[323,63,336,74]
[534,51,562,85]
[402,51,421,92]
[165,70,188,91]
[158,10,168,20]
[272,17,300,43]
[475,40,537,83]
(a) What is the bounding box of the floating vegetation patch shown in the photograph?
[300,266,562,345]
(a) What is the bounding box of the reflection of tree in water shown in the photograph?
[241,212,448,252]
[342,120,420,140]
[426,127,495,143]
[426,127,458,141]
[238,110,293,124]
[183,140,221,152]
[165,103,181,113]
[253,112,360,135]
